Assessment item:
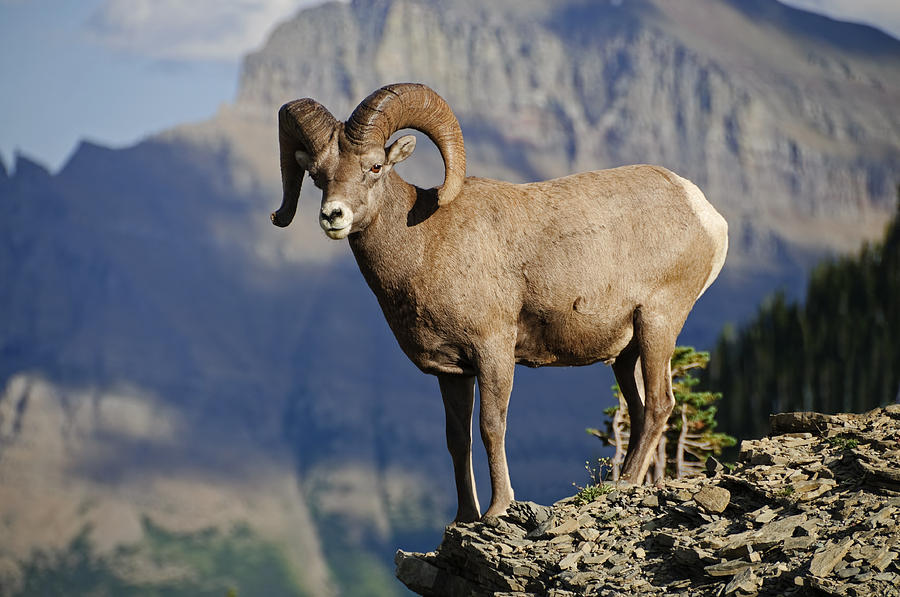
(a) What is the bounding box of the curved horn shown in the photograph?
[272,99,338,227]
[344,83,465,206]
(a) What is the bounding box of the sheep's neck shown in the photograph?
[348,174,426,300]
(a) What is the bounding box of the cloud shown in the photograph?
[780,0,900,39]
[75,0,900,64]
[85,0,331,62]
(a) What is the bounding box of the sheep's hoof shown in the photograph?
[451,512,481,525]
[481,515,502,528]
[483,504,510,519]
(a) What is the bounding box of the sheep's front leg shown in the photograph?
[439,374,480,523]
[476,352,516,518]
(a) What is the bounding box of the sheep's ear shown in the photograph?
[386,135,416,165]
[295,149,312,169]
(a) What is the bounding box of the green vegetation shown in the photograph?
[307,508,414,597]
[319,545,400,597]
[705,194,900,442]
[826,435,860,451]
[301,470,445,597]
[572,458,615,505]
[590,347,736,480]
[16,529,133,597]
[14,519,308,597]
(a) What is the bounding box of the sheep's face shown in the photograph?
[314,135,416,239]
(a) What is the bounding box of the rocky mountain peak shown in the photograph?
[232,0,900,267]
[397,405,900,596]
[11,153,51,182]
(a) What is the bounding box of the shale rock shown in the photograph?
[396,407,900,596]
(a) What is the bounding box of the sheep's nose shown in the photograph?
[319,200,353,236]
[326,206,344,221]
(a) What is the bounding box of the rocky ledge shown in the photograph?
[396,406,900,596]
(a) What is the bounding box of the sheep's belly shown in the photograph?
[514,307,634,368]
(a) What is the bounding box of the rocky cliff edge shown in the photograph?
[396,405,900,596]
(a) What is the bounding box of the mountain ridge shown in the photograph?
[2,1,900,594]
[228,0,900,263]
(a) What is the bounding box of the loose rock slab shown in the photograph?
[693,485,731,514]
[396,407,900,596]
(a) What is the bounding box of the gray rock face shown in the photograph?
[395,406,900,596]
[235,0,900,265]
[693,486,731,514]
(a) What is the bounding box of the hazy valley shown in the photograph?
[1,0,899,594]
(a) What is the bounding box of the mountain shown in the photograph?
[705,200,900,441]
[233,0,900,262]
[0,145,335,596]
[2,0,899,594]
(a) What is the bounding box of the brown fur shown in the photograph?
[274,85,728,523]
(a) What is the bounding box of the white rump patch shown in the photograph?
[677,175,729,299]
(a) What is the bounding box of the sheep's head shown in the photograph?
[272,83,466,239]
[314,131,418,239]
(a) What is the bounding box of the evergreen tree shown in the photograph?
[589,347,736,481]
[705,188,900,442]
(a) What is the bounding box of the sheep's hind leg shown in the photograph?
[476,351,516,518]
[619,310,677,484]
[612,343,644,479]
[439,374,481,523]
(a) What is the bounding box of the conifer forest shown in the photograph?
[704,190,900,442]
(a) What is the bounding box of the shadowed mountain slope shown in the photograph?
[2,0,899,594]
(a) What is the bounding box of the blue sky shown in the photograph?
[0,0,322,172]
[1,0,898,174]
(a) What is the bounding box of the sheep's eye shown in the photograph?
[370,164,382,174]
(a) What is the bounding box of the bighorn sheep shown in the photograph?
[272,83,728,522]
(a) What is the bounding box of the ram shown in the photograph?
[272,83,728,522]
